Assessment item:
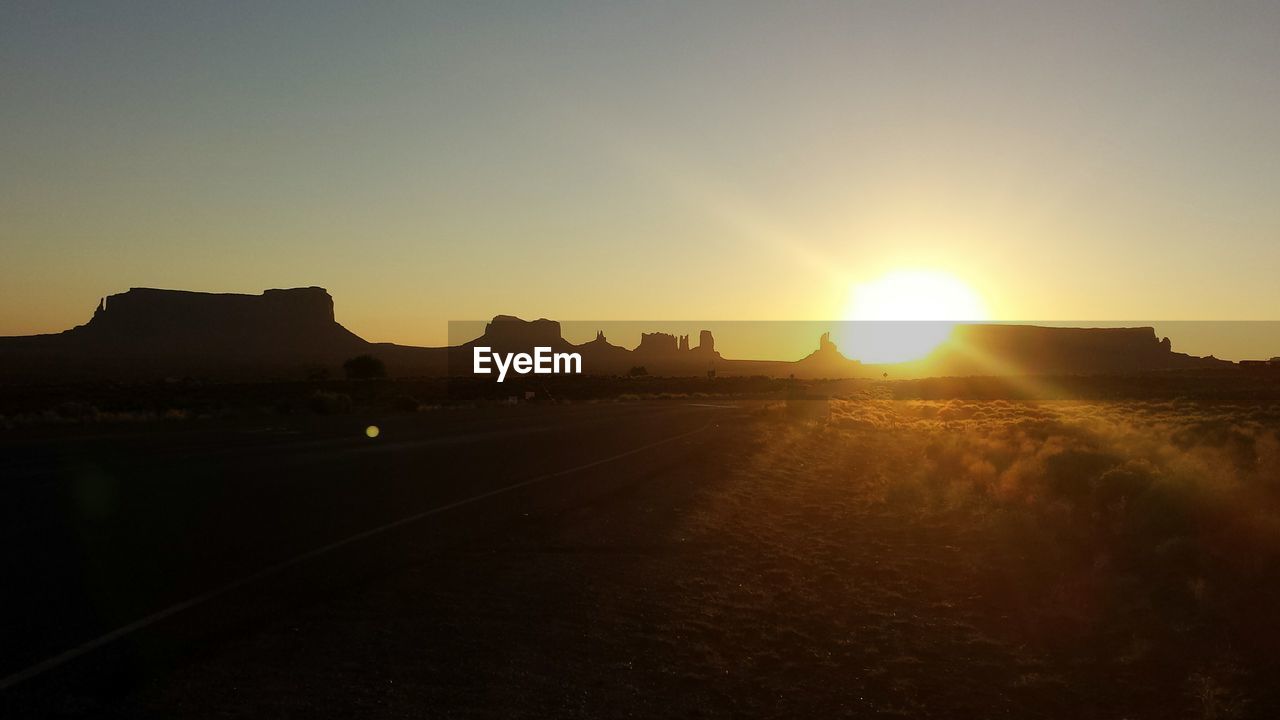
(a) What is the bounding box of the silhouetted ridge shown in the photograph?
[0,287,372,379]
[473,316,571,352]
[635,332,679,355]
[0,287,1238,380]
[926,324,1218,375]
[794,331,853,369]
[65,286,366,357]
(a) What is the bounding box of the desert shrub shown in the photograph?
[391,394,419,413]
[815,398,1280,635]
[54,401,98,420]
[304,365,331,381]
[343,354,386,380]
[676,392,1280,712]
[308,390,352,415]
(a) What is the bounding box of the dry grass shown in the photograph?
[674,397,1280,717]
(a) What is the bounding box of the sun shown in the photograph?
[838,269,988,364]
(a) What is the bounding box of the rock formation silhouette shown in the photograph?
[698,330,715,353]
[473,315,571,353]
[0,287,370,379]
[69,287,364,355]
[923,325,1221,375]
[819,332,836,353]
[0,286,1238,380]
[785,331,858,378]
[635,332,679,355]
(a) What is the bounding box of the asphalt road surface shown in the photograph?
[1,401,748,718]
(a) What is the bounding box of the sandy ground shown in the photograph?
[4,396,1279,718]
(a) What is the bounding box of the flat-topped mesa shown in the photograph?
[935,324,1220,373]
[634,330,718,356]
[67,286,365,357]
[88,286,336,329]
[635,332,679,355]
[479,315,569,352]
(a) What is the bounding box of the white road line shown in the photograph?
[0,424,711,692]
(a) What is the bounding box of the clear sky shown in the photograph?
[3,1,1278,347]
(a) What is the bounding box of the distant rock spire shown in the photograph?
[819,332,836,353]
[697,330,714,353]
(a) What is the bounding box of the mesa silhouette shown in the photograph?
[0,286,1234,381]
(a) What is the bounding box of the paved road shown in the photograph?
[0,401,748,716]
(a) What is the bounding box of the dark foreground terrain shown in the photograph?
[3,378,1280,718]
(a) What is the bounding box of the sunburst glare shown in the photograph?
[838,269,988,363]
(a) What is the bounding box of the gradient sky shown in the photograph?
[3,1,1278,347]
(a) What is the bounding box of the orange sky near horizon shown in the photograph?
[3,3,1278,350]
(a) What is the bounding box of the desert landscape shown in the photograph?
[5,2,1280,717]
[2,372,1279,718]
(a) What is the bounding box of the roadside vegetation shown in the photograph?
[698,396,1280,717]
